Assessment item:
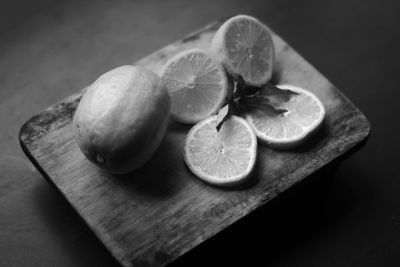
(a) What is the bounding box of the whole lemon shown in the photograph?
[73,65,170,174]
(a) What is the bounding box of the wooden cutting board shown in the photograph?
[19,18,370,267]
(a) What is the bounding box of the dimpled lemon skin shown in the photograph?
[73,65,170,174]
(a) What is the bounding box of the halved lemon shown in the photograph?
[211,14,275,87]
[161,49,228,124]
[184,115,257,186]
[245,84,325,149]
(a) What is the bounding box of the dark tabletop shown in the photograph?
[0,0,399,266]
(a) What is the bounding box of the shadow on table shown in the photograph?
[171,144,372,266]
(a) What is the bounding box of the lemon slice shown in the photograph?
[184,115,257,186]
[245,84,325,149]
[161,49,228,124]
[211,14,275,87]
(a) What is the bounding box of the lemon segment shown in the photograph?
[245,84,325,149]
[161,49,228,124]
[211,15,275,87]
[184,115,257,186]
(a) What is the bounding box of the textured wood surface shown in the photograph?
[19,19,370,267]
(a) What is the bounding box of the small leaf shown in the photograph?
[233,75,262,99]
[216,104,234,132]
[233,75,247,99]
[242,82,301,117]
[260,83,299,102]
[245,96,287,117]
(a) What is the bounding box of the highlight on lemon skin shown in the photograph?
[73,65,170,174]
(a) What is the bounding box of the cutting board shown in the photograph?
[19,18,370,267]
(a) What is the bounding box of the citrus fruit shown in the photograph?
[211,14,275,87]
[161,48,228,124]
[73,65,170,174]
[184,115,257,186]
[245,84,325,149]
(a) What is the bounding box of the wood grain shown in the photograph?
[19,18,370,267]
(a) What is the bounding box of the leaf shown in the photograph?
[242,83,299,117]
[216,104,231,132]
[216,78,298,130]
[245,96,287,117]
[233,75,261,99]
[216,75,249,132]
[260,83,299,101]
[232,75,247,99]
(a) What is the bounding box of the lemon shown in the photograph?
[73,65,170,174]
[245,84,325,149]
[161,49,229,124]
[211,15,275,87]
[184,115,257,186]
